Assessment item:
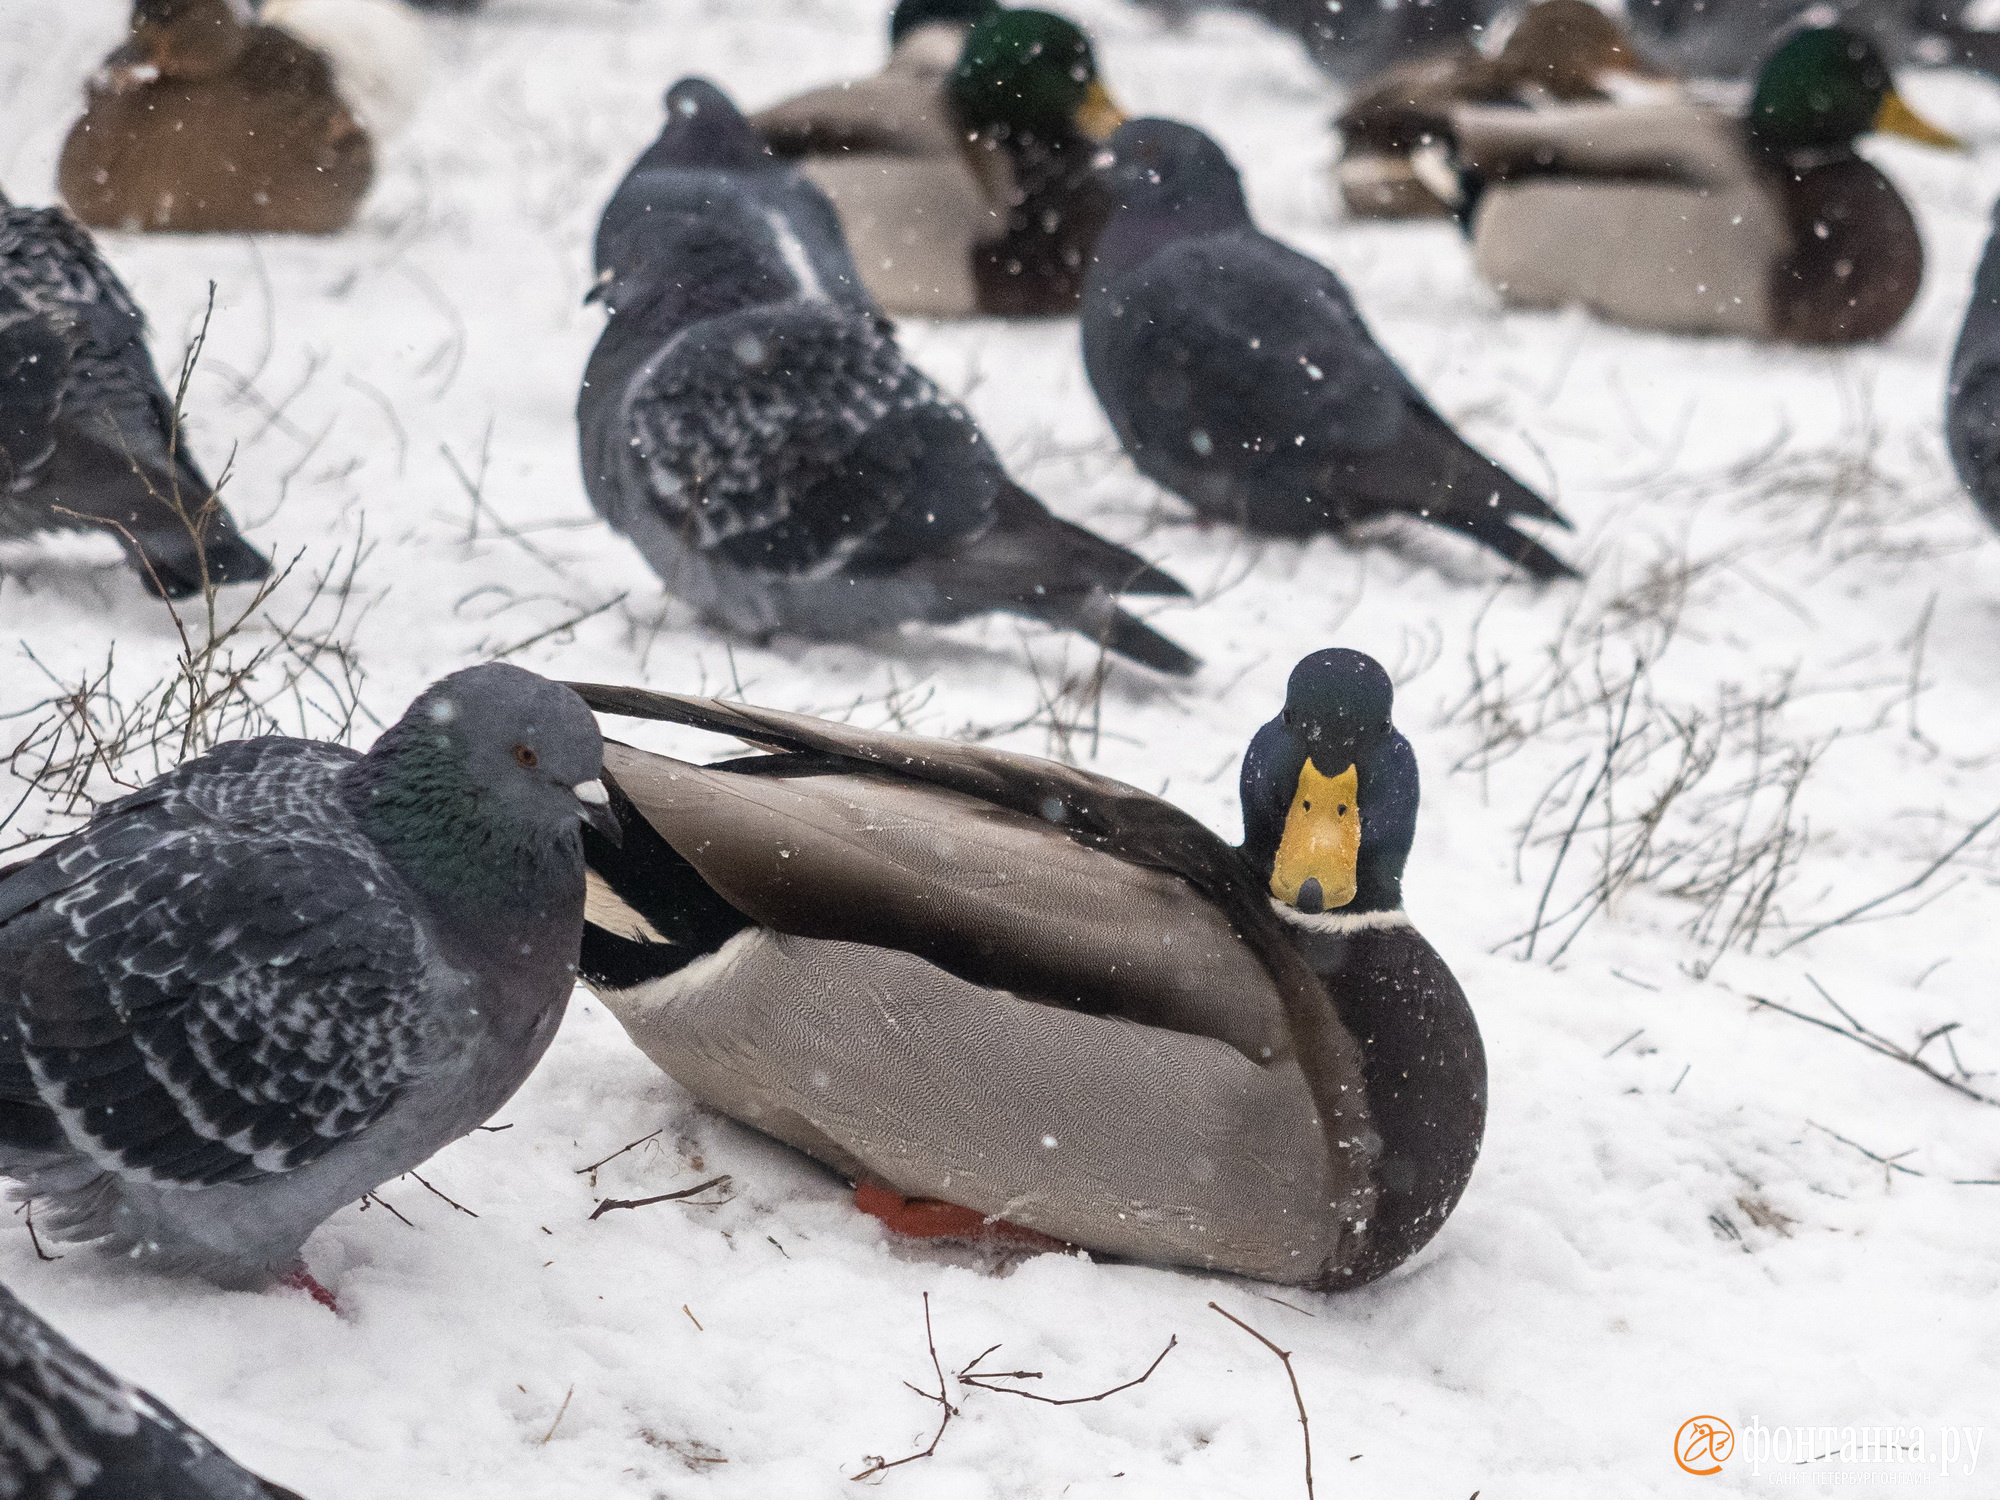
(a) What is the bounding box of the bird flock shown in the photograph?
[0,0,1997,1492]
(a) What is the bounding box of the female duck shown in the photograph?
[571,649,1486,1289]
[1454,26,1960,342]
[757,7,1126,316]
[1339,0,1671,219]
[60,0,373,234]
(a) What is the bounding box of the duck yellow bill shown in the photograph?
[1269,759,1360,913]
[1874,90,1963,150]
[1075,79,1127,143]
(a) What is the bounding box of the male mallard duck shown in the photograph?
[59,0,374,235]
[1454,25,1961,342]
[570,649,1487,1290]
[1339,0,1672,219]
[758,7,1127,316]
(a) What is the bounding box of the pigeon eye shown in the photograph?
[514,745,540,769]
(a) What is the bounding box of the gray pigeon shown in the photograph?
[1948,198,2000,532]
[1082,119,1575,581]
[0,1279,305,1499]
[0,193,271,600]
[578,79,1198,675]
[0,664,617,1294]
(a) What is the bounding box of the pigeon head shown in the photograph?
[949,10,1124,142]
[1238,649,1418,917]
[890,0,1002,47]
[1748,26,1960,156]
[1093,118,1251,278]
[347,665,618,902]
[638,79,775,175]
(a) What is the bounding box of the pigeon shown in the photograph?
[578,79,1198,674]
[1948,197,2000,532]
[0,194,272,599]
[1082,119,1577,581]
[0,663,617,1293]
[0,1279,306,1499]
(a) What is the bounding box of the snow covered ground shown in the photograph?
[1,0,1997,1494]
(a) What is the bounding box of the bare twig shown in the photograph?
[588,1175,733,1220]
[407,1171,479,1217]
[1744,985,1997,1108]
[853,1293,956,1482]
[1209,1303,1315,1500]
[957,1336,1178,1406]
[540,1386,574,1444]
[1774,804,2000,955]
[574,1129,663,1178]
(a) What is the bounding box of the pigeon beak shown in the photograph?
[574,779,622,845]
[584,268,614,305]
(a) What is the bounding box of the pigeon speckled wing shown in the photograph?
[2,739,430,1190]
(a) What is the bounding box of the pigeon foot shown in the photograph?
[280,1266,340,1312]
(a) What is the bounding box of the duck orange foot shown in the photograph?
[853,1182,1068,1252]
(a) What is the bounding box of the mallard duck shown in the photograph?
[1084,119,1576,579]
[1339,0,1672,219]
[570,649,1487,1289]
[757,7,1127,316]
[1454,25,1961,342]
[59,0,374,235]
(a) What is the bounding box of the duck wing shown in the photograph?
[599,739,1287,1061]
[573,683,1378,1206]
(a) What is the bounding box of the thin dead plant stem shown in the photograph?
[1209,1302,1314,1500]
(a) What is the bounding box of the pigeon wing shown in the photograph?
[1089,232,1409,474]
[0,1280,295,1500]
[0,290,70,488]
[616,300,938,571]
[3,741,433,1189]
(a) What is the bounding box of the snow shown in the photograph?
[1,0,1997,1494]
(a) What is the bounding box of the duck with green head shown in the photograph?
[1452,24,1960,342]
[755,4,1126,316]
[567,647,1485,1289]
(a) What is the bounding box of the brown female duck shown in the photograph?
[1339,0,1670,219]
[59,0,373,235]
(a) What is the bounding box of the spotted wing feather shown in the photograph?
[0,1280,296,1500]
[0,739,432,1190]
[616,300,957,566]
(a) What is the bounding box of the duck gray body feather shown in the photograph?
[572,683,1485,1289]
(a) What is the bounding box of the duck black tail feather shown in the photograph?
[1450,508,1579,582]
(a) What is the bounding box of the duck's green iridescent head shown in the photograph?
[1748,25,1960,155]
[949,8,1125,141]
[1240,649,1419,917]
[889,0,1002,48]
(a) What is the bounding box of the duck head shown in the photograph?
[1093,118,1250,277]
[1496,0,1661,96]
[1240,649,1418,918]
[101,0,255,91]
[1747,25,1961,156]
[948,9,1126,145]
[891,0,1003,47]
